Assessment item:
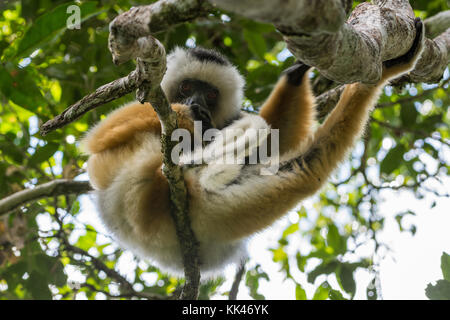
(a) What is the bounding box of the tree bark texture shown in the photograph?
[210,0,449,84]
[0,180,92,216]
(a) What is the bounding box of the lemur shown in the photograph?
[81,19,424,276]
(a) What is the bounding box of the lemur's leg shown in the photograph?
[259,61,316,155]
[192,19,425,241]
[289,18,425,190]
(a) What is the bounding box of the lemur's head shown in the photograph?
[161,47,245,129]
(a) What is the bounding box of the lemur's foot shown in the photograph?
[382,18,424,80]
[283,61,311,86]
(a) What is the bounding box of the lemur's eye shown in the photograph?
[180,82,192,93]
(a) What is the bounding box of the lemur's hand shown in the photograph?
[183,114,270,191]
[283,61,312,86]
[382,18,425,81]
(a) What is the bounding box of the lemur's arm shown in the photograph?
[259,62,315,155]
[299,18,425,188]
[82,102,194,154]
[197,19,425,241]
[81,102,194,189]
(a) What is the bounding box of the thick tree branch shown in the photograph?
[211,0,449,84]
[425,10,450,39]
[211,0,347,34]
[108,0,212,53]
[407,27,449,83]
[0,179,92,216]
[41,1,449,135]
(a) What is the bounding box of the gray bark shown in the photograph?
[210,0,450,84]
[425,10,450,39]
[0,180,92,216]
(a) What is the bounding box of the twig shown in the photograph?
[0,179,92,217]
[229,261,246,300]
[377,77,450,109]
[371,117,450,147]
[63,242,165,299]
[40,72,140,136]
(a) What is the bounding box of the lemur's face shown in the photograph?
[172,78,220,131]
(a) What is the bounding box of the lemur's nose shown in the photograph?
[191,104,212,122]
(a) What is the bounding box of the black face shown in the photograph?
[172,78,220,130]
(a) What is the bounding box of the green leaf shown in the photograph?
[27,271,52,300]
[400,102,418,127]
[245,265,268,300]
[295,283,307,300]
[33,254,67,287]
[14,2,101,59]
[282,223,299,238]
[75,231,97,251]
[243,30,267,60]
[70,200,81,215]
[337,263,356,297]
[0,67,45,112]
[441,252,450,281]
[296,252,307,273]
[329,289,347,300]
[380,144,406,175]
[307,260,338,284]
[242,20,275,34]
[326,224,347,254]
[312,281,330,300]
[28,142,59,166]
[425,280,450,300]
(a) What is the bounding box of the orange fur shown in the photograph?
[83,102,194,155]
[83,102,195,190]
[259,74,316,155]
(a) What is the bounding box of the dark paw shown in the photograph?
[283,60,311,86]
[383,18,424,69]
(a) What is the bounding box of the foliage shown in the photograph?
[425,252,450,300]
[0,0,449,300]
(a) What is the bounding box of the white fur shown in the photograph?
[93,134,249,276]
[161,47,245,129]
[87,31,427,277]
